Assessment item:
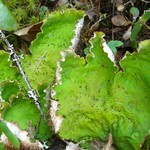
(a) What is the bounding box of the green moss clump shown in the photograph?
[3,0,47,28]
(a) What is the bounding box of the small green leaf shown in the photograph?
[107,40,123,54]
[0,51,20,82]
[0,120,20,148]
[0,1,17,31]
[130,7,140,21]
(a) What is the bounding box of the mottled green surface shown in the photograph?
[1,7,150,149]
[0,120,20,148]
[3,91,51,141]
[21,9,84,89]
[111,40,150,149]
[0,143,6,150]
[0,9,84,144]
[0,52,51,141]
[0,51,19,82]
[54,33,150,149]
[0,81,19,102]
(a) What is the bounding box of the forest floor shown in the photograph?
[1,0,150,149]
[45,0,150,149]
[47,0,150,63]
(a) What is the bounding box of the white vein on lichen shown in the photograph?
[102,42,115,63]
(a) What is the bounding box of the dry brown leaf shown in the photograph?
[111,14,131,26]
[14,22,43,42]
[13,22,43,53]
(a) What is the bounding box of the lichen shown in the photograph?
[53,32,150,149]
[21,9,84,89]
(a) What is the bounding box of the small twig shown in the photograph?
[141,0,150,3]
[0,120,20,148]
[111,0,115,40]
[98,0,101,14]
[0,30,46,120]
[143,23,150,30]
[35,116,42,138]
[89,0,94,8]
[36,51,47,69]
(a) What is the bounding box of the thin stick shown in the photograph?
[143,23,150,30]
[98,0,100,14]
[111,0,115,40]
[141,0,150,3]
[0,30,46,120]
[89,0,94,8]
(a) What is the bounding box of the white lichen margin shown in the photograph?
[69,16,84,51]
[50,100,63,132]
[0,30,45,120]
[65,141,85,150]
[51,49,78,133]
[0,121,44,149]
[50,50,70,133]
[102,42,115,63]
[89,33,115,63]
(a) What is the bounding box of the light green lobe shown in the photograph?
[21,9,84,89]
[54,33,150,149]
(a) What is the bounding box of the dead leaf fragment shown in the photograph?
[117,4,125,11]
[14,22,43,42]
[104,134,115,150]
[140,131,150,150]
[13,22,43,53]
[89,134,115,150]
[123,25,132,40]
[111,15,131,26]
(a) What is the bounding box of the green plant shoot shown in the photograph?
[0,120,20,148]
[107,40,123,54]
[130,8,150,50]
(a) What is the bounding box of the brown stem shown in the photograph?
[98,0,100,14]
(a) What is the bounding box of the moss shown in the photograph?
[3,0,44,28]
